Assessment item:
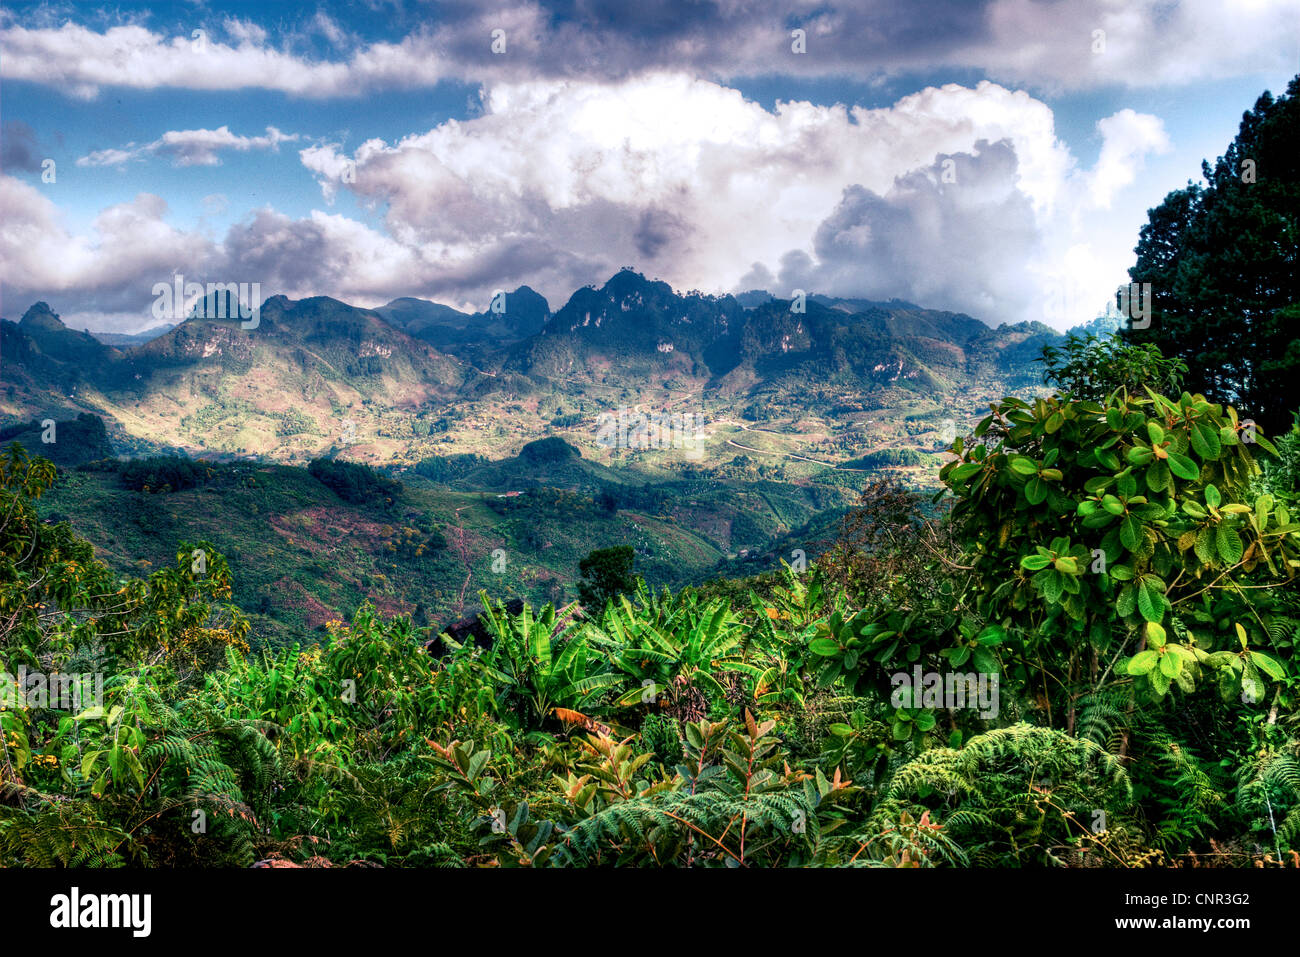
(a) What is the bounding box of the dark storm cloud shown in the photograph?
[1,121,44,173]
[634,207,690,259]
[441,0,997,81]
[776,139,1041,316]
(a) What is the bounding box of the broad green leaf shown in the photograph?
[1149,665,1172,697]
[1194,527,1217,565]
[1137,578,1164,623]
[946,645,971,667]
[971,647,998,674]
[1215,525,1243,565]
[1120,514,1142,551]
[1158,652,1180,678]
[1128,650,1158,675]
[1145,461,1171,493]
[1166,452,1198,481]
[1250,651,1285,680]
[1095,448,1121,471]
[1189,420,1221,460]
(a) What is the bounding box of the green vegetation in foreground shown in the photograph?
[2,332,1297,867]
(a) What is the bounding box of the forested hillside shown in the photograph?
[27,444,853,647]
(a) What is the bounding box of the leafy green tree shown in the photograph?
[940,385,1297,715]
[577,545,641,610]
[1040,332,1187,401]
[1124,75,1300,434]
[307,457,401,507]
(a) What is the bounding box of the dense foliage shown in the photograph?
[307,457,403,507]
[840,448,927,469]
[2,334,1296,866]
[1124,74,1300,435]
[118,456,215,494]
[0,414,112,468]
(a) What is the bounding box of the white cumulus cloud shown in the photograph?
[76,126,299,168]
[4,76,1172,332]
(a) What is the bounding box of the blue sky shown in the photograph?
[2,0,1297,331]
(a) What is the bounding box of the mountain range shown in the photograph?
[1,269,1067,463]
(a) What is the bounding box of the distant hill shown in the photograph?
[88,324,177,347]
[375,285,549,362]
[518,435,581,465]
[1,302,122,403]
[507,269,748,388]
[38,449,853,647]
[4,269,1065,463]
[507,270,1060,400]
[4,293,468,460]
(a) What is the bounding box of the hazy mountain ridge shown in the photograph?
[375,285,550,362]
[2,269,1074,461]
[88,324,177,347]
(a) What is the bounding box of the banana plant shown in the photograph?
[745,563,833,708]
[475,594,620,729]
[593,594,758,707]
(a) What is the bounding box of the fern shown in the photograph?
[1237,737,1300,854]
[0,801,138,867]
[862,724,1134,866]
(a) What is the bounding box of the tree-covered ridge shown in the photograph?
[2,335,1296,867]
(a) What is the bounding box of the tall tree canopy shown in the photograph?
[1124,75,1300,436]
